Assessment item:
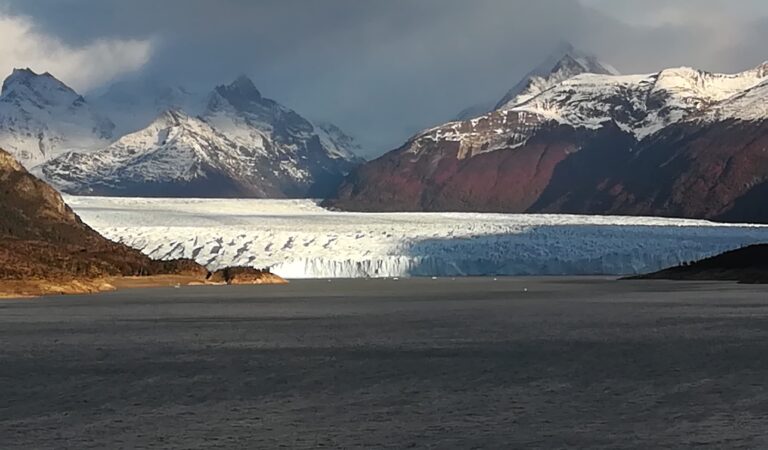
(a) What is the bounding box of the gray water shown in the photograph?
[2,278,768,449]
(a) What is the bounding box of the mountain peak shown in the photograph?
[494,43,618,110]
[454,43,618,121]
[553,53,605,75]
[539,42,618,77]
[541,42,618,75]
[2,68,42,95]
[1,67,80,100]
[10,67,36,77]
[219,75,262,101]
[0,67,116,168]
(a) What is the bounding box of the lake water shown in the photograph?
[2,278,768,448]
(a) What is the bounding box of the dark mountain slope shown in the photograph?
[0,148,205,285]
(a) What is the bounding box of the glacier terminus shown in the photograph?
[67,197,768,279]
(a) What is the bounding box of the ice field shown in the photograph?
[67,197,768,279]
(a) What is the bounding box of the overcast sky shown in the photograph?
[1,0,767,156]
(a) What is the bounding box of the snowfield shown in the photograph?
[67,197,768,279]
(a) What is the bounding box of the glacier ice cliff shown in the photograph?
[66,197,768,279]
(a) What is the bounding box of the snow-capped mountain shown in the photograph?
[326,57,768,223]
[314,121,365,160]
[701,76,768,122]
[40,76,362,198]
[200,76,361,195]
[40,110,288,197]
[204,76,359,159]
[453,43,618,121]
[494,42,619,110]
[0,68,114,168]
[502,63,768,139]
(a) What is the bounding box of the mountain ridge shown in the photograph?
[326,56,768,223]
[13,72,364,198]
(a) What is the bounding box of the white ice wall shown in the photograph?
[66,197,768,279]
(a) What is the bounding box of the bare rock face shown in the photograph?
[327,120,619,212]
[529,120,768,222]
[0,148,207,288]
[207,267,288,285]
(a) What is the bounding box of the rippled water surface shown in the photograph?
[2,278,768,448]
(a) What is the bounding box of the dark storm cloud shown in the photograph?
[2,0,767,156]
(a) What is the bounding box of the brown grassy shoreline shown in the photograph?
[0,271,288,299]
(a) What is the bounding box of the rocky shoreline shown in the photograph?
[1,269,289,299]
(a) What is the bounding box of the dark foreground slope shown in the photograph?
[0,149,287,296]
[637,244,768,283]
[0,148,207,295]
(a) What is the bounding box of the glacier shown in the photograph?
[66,197,768,279]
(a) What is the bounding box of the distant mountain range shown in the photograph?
[0,69,362,198]
[326,45,768,223]
[4,43,768,224]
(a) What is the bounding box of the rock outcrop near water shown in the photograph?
[637,244,768,284]
[0,148,209,295]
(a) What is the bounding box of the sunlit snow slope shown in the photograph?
[67,197,768,279]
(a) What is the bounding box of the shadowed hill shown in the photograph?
[0,148,206,283]
[635,244,768,284]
